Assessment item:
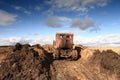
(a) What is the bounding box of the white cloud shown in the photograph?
[74,34,120,47]
[0,34,120,47]
[82,0,109,7]
[45,16,72,27]
[45,16,98,31]
[57,16,72,22]
[13,6,31,14]
[47,0,110,12]
[24,10,31,14]
[71,16,100,32]
[14,6,22,10]
[0,39,10,45]
[45,16,62,27]
[0,37,29,46]
[58,29,82,35]
[0,35,54,46]
[0,10,17,26]
[71,16,94,30]
[90,26,100,32]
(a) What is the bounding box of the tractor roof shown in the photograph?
[56,33,73,35]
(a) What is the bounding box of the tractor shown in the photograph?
[53,33,82,60]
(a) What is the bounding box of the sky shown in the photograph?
[0,0,120,46]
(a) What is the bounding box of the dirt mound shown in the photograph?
[42,44,55,53]
[0,46,14,63]
[50,49,120,80]
[88,49,120,80]
[0,44,120,80]
[0,43,53,80]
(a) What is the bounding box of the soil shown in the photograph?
[0,43,120,80]
[0,46,14,63]
[50,49,120,80]
[0,43,53,80]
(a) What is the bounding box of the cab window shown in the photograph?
[66,35,70,38]
[60,35,64,38]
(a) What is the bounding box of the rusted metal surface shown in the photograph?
[54,33,73,49]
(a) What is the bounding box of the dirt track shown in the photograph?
[50,49,120,80]
[0,43,120,80]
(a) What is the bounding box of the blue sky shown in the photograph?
[0,0,120,46]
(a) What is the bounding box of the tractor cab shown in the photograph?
[53,33,73,49]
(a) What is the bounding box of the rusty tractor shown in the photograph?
[53,33,82,60]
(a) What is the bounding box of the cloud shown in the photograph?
[58,29,81,34]
[35,6,41,11]
[14,6,22,10]
[57,16,72,22]
[45,16,62,27]
[90,26,100,32]
[74,34,120,47]
[0,35,54,46]
[13,6,31,14]
[45,16,98,31]
[81,0,109,7]
[46,0,110,13]
[71,16,94,30]
[5,28,16,31]
[45,16,72,27]
[0,9,17,26]
[24,11,31,14]
[0,34,120,47]
[0,37,30,46]
[32,35,54,45]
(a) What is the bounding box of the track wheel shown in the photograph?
[71,50,78,60]
[53,49,59,59]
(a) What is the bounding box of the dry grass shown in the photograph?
[88,46,120,55]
